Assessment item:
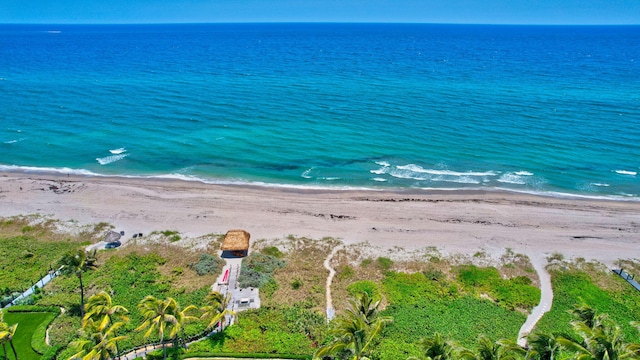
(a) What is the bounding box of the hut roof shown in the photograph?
[104,230,121,243]
[221,230,250,251]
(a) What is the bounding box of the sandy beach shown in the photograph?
[0,172,638,266]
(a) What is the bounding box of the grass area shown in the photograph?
[0,311,57,360]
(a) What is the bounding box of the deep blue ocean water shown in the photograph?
[1,23,639,199]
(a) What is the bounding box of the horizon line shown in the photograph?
[1,21,640,26]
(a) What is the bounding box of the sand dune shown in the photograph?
[1,172,638,266]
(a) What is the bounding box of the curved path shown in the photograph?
[517,255,553,347]
[323,245,341,322]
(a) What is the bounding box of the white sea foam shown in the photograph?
[96,154,128,165]
[615,170,637,176]
[372,177,387,182]
[109,147,127,154]
[0,164,98,176]
[515,171,533,176]
[395,164,496,177]
[591,183,610,187]
[3,137,25,144]
[370,161,390,175]
[497,173,527,185]
[301,168,313,179]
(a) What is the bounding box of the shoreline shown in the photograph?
[1,166,638,202]
[1,171,639,267]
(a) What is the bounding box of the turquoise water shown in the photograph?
[1,24,639,198]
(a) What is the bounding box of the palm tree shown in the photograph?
[0,310,18,360]
[569,303,598,329]
[407,332,465,360]
[315,293,392,360]
[83,291,129,359]
[173,302,198,350]
[83,291,129,326]
[557,305,640,359]
[69,318,127,360]
[525,332,560,360]
[0,324,18,360]
[200,291,235,331]
[473,335,524,360]
[58,249,98,318]
[346,291,381,326]
[136,296,192,360]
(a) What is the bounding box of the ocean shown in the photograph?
[1,23,639,199]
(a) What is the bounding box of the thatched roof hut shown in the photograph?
[221,230,250,254]
[104,230,121,243]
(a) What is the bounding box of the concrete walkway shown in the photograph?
[3,268,61,308]
[517,255,553,347]
[323,246,341,322]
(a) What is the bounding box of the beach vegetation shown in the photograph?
[238,253,286,289]
[532,265,640,344]
[360,258,373,267]
[292,279,304,290]
[188,306,324,356]
[315,292,392,360]
[261,246,284,258]
[189,253,224,276]
[376,257,393,271]
[4,220,640,359]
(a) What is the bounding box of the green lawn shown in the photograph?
[0,311,56,360]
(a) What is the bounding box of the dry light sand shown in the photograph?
[1,172,639,267]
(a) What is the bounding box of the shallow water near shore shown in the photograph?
[1,23,639,199]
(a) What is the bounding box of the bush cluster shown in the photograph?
[190,253,224,276]
[238,253,286,289]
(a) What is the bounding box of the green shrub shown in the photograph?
[261,246,284,258]
[377,257,394,271]
[338,265,354,280]
[291,279,303,290]
[238,253,286,289]
[360,258,373,267]
[190,253,224,276]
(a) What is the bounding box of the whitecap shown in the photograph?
[515,171,533,176]
[0,165,98,176]
[396,164,496,177]
[372,177,387,182]
[370,161,390,175]
[109,147,126,154]
[591,183,610,187]
[497,173,526,185]
[96,154,128,165]
[301,168,313,179]
[615,170,637,176]
[3,137,24,144]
